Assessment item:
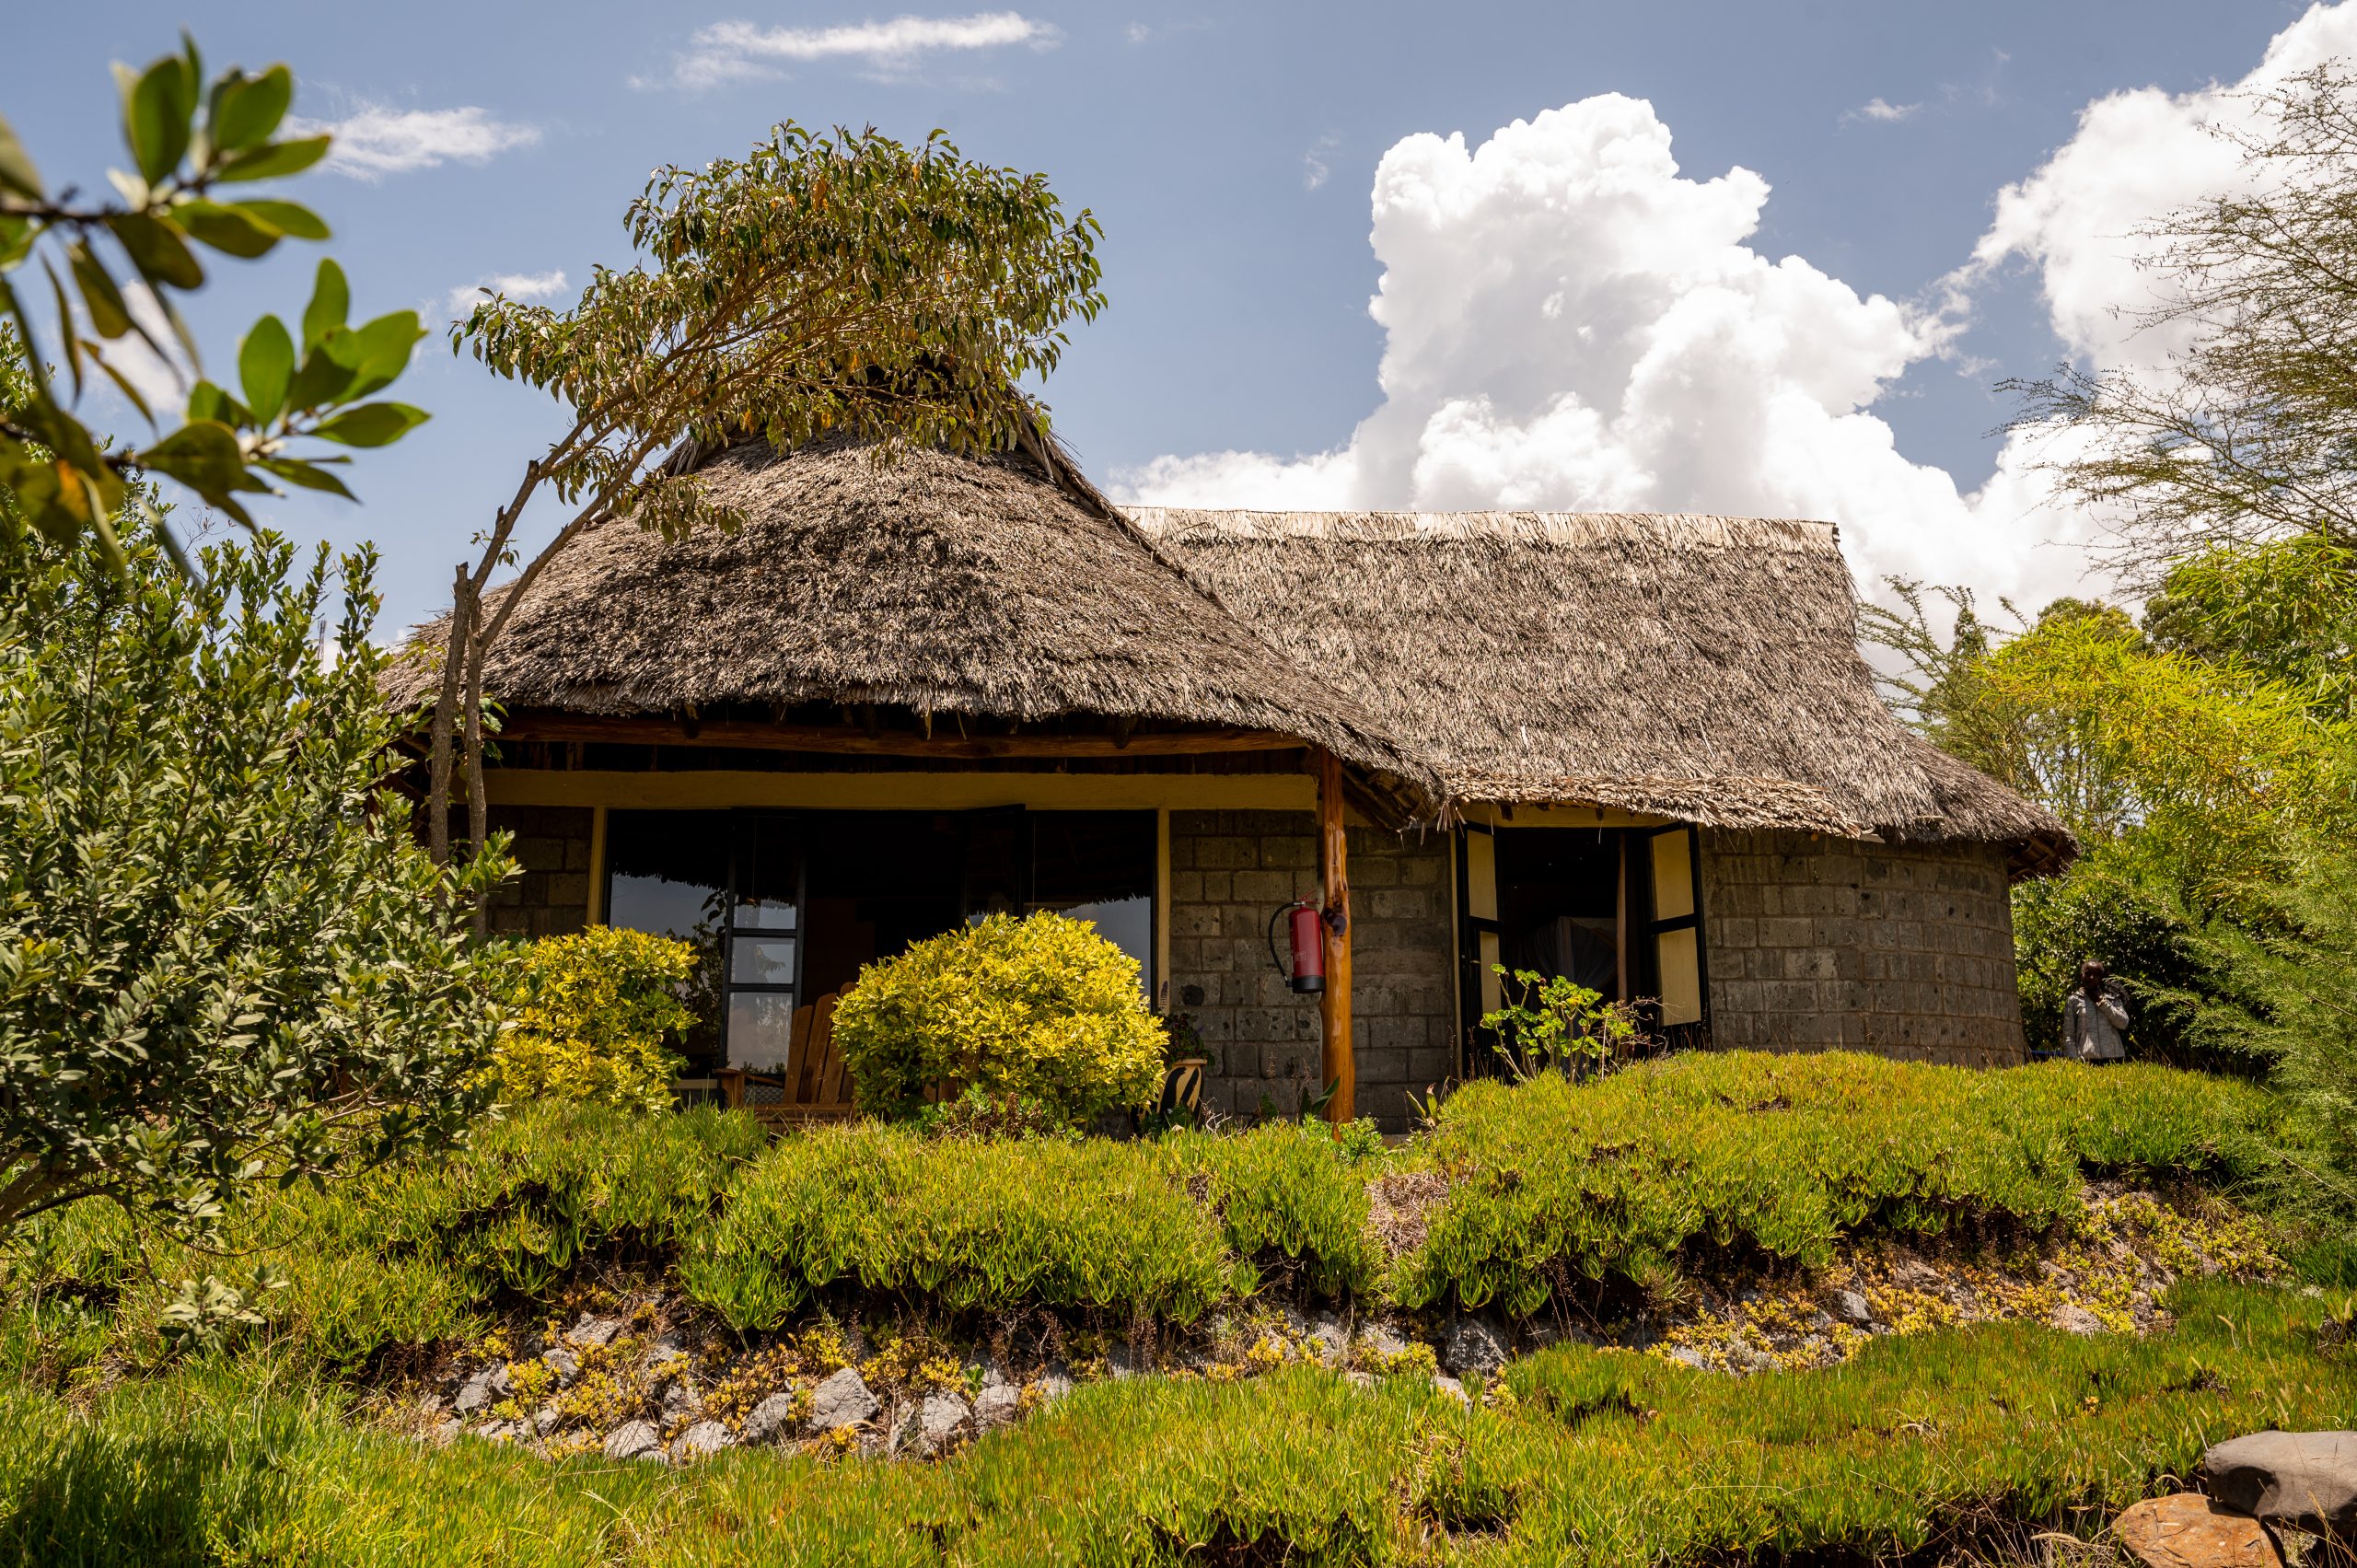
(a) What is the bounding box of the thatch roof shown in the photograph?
[1127,508,2073,870]
[383,439,1435,799]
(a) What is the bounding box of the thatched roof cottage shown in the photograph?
[392,436,2072,1128]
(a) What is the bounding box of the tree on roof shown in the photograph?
[424,123,1106,901]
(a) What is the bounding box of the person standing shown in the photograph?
[2061,960,2131,1063]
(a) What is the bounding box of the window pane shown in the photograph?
[726,992,798,1073]
[1031,812,1156,996]
[1655,926,1702,1026]
[731,936,797,987]
[735,816,800,930]
[605,810,728,941]
[1650,830,1695,922]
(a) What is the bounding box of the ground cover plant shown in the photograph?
[0,1052,2279,1383]
[0,1278,2343,1566]
[1397,1051,2270,1314]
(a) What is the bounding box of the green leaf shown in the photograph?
[186,379,256,429]
[0,110,41,198]
[308,401,428,447]
[68,241,134,339]
[300,259,348,352]
[137,418,248,493]
[284,343,355,413]
[107,212,205,291]
[175,200,279,259]
[123,55,195,185]
[256,456,356,501]
[211,64,292,153]
[329,310,425,398]
[238,316,295,425]
[230,199,327,241]
[215,135,330,184]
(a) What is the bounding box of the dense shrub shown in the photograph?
[1395,1051,2272,1315]
[830,912,1166,1124]
[0,1281,2343,1565]
[1168,1121,1383,1298]
[493,928,700,1112]
[683,1121,1239,1327]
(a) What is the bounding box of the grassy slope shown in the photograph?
[0,1280,2341,1567]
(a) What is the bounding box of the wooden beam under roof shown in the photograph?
[494,713,1307,761]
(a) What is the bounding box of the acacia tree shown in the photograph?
[427,123,1106,876]
[2009,67,2357,584]
[0,38,427,567]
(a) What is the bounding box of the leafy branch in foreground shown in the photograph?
[0,508,507,1247]
[0,36,425,564]
[422,122,1105,878]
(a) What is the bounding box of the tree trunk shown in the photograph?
[424,563,469,867]
[456,577,492,939]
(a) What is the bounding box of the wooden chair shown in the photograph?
[714,991,856,1127]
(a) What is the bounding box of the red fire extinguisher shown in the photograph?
[1267,900,1334,994]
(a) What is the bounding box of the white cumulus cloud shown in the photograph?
[444,270,570,319]
[291,105,542,180]
[1122,2,2357,614]
[644,11,1057,89]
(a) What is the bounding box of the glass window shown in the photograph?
[730,936,798,987]
[735,816,801,931]
[726,992,800,1073]
[1030,811,1157,996]
[606,810,728,942]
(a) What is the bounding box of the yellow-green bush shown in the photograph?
[493,927,699,1112]
[831,911,1166,1124]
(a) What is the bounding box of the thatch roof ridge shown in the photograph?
[382,438,1440,802]
[1130,505,2073,869]
[1125,506,1836,552]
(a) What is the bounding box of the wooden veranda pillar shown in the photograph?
[1315,748,1354,1123]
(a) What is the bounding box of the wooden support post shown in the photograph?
[1316,748,1354,1123]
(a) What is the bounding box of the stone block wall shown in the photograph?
[485,804,595,939]
[1166,810,1455,1131]
[1699,829,2024,1065]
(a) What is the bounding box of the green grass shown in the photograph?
[1394,1054,2273,1314]
[0,1280,2341,1566]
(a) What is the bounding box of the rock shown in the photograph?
[1346,1370,1377,1390]
[1831,1290,1873,1325]
[2205,1430,2357,1538]
[1891,1258,1940,1289]
[2052,1304,2107,1336]
[1028,1371,1074,1407]
[1357,1324,1411,1365]
[532,1405,561,1435]
[566,1313,625,1349]
[740,1390,800,1445]
[1306,1316,1350,1366]
[602,1421,662,1461]
[541,1347,580,1382]
[488,1364,514,1397]
[1432,1375,1470,1407]
[1444,1318,1510,1378]
[660,1380,700,1422]
[453,1368,498,1415]
[2112,1493,2282,1568]
[671,1421,734,1462]
[1668,1347,1710,1371]
[973,1384,1021,1429]
[916,1394,971,1455]
[806,1367,880,1433]
[981,1358,1014,1390]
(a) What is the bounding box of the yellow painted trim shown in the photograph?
[485,769,1319,813]
[1155,807,1172,1011]
[1461,801,1673,830]
[586,806,609,923]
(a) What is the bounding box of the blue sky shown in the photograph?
[4,1,2334,633]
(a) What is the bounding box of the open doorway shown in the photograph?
[1457,821,1708,1074]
